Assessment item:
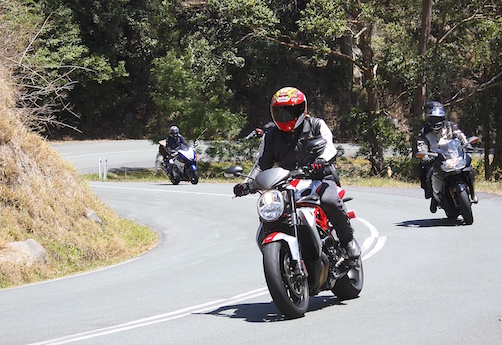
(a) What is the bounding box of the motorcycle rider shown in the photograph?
[233,86,360,259]
[416,101,476,212]
[163,125,188,164]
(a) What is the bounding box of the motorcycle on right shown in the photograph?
[416,136,479,225]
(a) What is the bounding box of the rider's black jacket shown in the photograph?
[246,116,337,182]
[166,134,188,154]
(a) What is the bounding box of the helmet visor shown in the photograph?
[428,116,444,125]
[271,103,305,123]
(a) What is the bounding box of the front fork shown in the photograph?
[256,190,308,279]
[286,189,307,278]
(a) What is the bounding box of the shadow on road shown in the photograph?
[395,218,465,228]
[200,295,346,322]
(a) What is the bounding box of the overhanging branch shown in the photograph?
[263,35,368,72]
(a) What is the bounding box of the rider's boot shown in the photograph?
[466,170,478,203]
[344,239,361,259]
[430,197,438,213]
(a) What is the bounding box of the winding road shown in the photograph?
[1,140,501,344]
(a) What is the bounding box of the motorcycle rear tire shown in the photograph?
[332,256,364,300]
[458,189,474,225]
[263,241,309,319]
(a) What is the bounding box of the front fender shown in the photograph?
[453,181,468,195]
[262,232,301,262]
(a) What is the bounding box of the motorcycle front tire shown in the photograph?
[263,241,309,319]
[458,189,474,225]
[169,171,180,185]
[190,170,199,185]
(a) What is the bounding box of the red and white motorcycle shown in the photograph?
[225,138,363,318]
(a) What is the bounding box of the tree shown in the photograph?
[148,9,247,141]
[413,0,432,124]
[208,0,421,173]
[420,0,502,180]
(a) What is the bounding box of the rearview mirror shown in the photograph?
[224,165,244,178]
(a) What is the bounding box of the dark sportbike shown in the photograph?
[225,138,363,318]
[416,136,479,225]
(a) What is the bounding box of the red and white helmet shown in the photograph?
[270,87,307,132]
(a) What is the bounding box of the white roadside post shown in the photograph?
[103,158,108,181]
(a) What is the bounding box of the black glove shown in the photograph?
[233,182,250,197]
[311,158,326,172]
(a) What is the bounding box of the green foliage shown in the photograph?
[6,0,502,179]
[149,32,246,141]
[298,0,347,44]
[204,138,261,162]
[208,0,278,36]
[346,106,410,157]
[30,7,121,82]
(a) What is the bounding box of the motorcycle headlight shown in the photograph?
[442,157,466,172]
[257,190,284,222]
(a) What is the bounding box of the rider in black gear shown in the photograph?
[166,126,188,153]
[161,126,187,162]
[233,87,360,258]
[417,101,474,212]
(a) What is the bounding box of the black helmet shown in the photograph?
[425,101,446,132]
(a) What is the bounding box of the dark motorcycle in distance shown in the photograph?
[157,140,199,185]
[225,138,363,318]
[416,136,479,225]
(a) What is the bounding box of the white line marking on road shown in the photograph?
[357,217,387,260]
[4,258,141,291]
[363,236,387,260]
[90,183,234,197]
[28,218,385,345]
[29,288,270,345]
[64,150,156,159]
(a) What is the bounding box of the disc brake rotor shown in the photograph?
[282,254,303,298]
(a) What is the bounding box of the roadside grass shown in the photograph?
[0,72,158,289]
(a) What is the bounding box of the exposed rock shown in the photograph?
[85,209,102,225]
[0,239,47,266]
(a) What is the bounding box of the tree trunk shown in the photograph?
[483,121,491,180]
[493,111,502,180]
[358,23,384,174]
[412,0,432,153]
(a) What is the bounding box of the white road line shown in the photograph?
[3,258,141,291]
[29,288,270,345]
[362,236,387,260]
[28,218,385,345]
[63,150,156,159]
[357,217,387,259]
[90,183,234,197]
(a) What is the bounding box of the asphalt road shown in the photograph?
[0,140,501,344]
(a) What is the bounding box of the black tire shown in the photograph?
[263,241,309,318]
[458,189,474,225]
[190,170,199,185]
[169,173,180,185]
[444,194,460,220]
[332,257,364,300]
